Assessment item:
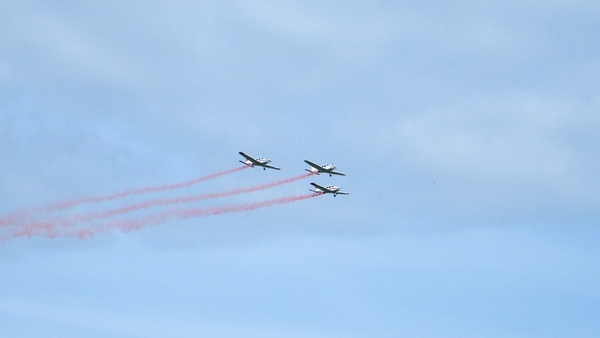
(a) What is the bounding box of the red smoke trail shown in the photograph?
[78,172,315,222]
[9,172,315,236]
[0,166,247,228]
[0,217,61,241]
[94,192,323,236]
[3,193,323,240]
[44,166,248,212]
[0,171,316,241]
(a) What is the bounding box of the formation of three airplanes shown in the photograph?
[238,152,349,197]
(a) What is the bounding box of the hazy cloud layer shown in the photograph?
[1,1,599,337]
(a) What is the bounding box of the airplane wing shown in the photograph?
[329,171,346,176]
[336,191,350,195]
[263,164,281,170]
[310,182,328,191]
[304,160,321,170]
[239,152,258,165]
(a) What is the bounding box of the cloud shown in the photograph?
[2,3,144,90]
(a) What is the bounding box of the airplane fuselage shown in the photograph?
[242,157,270,166]
[239,152,281,170]
[310,182,348,197]
[304,160,345,177]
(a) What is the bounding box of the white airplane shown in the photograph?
[310,182,349,197]
[304,159,346,177]
[239,152,281,170]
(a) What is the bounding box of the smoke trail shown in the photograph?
[0,217,61,241]
[0,166,247,228]
[8,172,315,237]
[72,172,315,224]
[3,193,323,240]
[44,166,248,212]
[95,193,323,236]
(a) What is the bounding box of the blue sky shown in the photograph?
[1,1,599,337]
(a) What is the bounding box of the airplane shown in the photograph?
[310,182,349,197]
[304,159,346,177]
[239,152,281,170]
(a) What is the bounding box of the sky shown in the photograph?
[1,0,599,337]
